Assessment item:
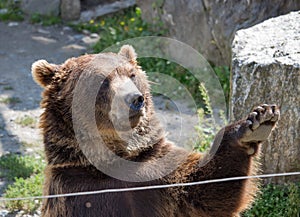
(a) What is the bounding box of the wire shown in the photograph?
[0,171,300,202]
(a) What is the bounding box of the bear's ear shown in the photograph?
[118,45,137,62]
[31,60,57,88]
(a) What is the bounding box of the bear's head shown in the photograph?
[32,45,165,165]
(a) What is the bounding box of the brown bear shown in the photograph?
[32,45,279,217]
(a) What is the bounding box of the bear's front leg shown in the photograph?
[175,104,280,217]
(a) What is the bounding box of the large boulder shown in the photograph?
[21,0,60,16]
[61,0,81,21]
[136,0,300,66]
[230,11,300,184]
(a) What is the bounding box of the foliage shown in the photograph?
[0,0,24,21]
[0,154,45,213]
[3,86,13,90]
[193,83,227,152]
[213,66,230,106]
[30,13,61,26]
[138,58,204,106]
[243,183,300,217]
[0,97,21,105]
[0,154,44,181]
[70,7,166,51]
[15,115,37,128]
[4,174,44,213]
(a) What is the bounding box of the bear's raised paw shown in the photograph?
[240,104,280,144]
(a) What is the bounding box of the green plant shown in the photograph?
[21,141,41,148]
[15,115,37,128]
[243,183,300,217]
[138,58,204,106]
[0,154,44,180]
[0,0,24,21]
[4,173,44,213]
[30,13,61,26]
[193,83,227,152]
[0,97,21,105]
[3,86,13,90]
[70,7,166,52]
[0,154,45,213]
[213,66,230,106]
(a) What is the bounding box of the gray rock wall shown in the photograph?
[231,11,300,184]
[137,0,300,66]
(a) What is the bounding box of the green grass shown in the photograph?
[0,97,21,105]
[0,0,24,21]
[21,141,41,148]
[15,115,37,128]
[3,86,13,90]
[0,154,44,181]
[243,183,300,217]
[0,154,45,214]
[30,13,61,26]
[192,83,227,152]
[4,173,44,213]
[70,7,166,47]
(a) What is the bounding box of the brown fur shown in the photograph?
[32,45,279,217]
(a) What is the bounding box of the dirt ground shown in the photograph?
[0,20,199,207]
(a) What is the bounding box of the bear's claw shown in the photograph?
[240,104,280,143]
[247,104,279,130]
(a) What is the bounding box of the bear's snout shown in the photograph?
[125,93,144,112]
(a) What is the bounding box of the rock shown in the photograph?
[0,209,9,217]
[62,44,87,51]
[37,28,50,34]
[8,22,19,27]
[81,0,117,10]
[230,11,300,184]
[61,0,81,21]
[80,0,136,22]
[72,34,85,40]
[137,0,300,66]
[90,33,99,38]
[31,36,57,44]
[21,0,60,16]
[63,26,72,32]
[82,34,100,45]
[82,29,91,35]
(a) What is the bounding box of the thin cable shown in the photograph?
[1,171,300,202]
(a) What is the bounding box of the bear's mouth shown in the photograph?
[129,107,144,119]
[108,107,145,131]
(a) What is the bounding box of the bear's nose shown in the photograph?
[125,93,144,111]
